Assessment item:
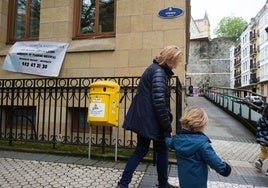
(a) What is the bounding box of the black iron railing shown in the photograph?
[0,76,182,150]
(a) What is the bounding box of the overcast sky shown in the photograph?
[191,0,267,38]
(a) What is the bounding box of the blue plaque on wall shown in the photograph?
[158,7,184,19]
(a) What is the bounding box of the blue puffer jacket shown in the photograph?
[165,129,231,188]
[256,115,268,146]
[123,60,174,140]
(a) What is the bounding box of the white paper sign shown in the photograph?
[89,103,105,117]
[2,41,69,77]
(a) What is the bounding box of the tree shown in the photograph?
[214,16,248,42]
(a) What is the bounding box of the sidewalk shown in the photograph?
[0,96,268,188]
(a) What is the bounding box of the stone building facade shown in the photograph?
[0,1,190,145]
[0,0,190,83]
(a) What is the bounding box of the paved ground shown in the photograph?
[0,96,268,188]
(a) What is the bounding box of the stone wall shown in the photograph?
[187,37,234,93]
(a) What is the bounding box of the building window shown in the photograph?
[2,106,36,129]
[73,0,116,39]
[71,107,88,132]
[7,0,40,43]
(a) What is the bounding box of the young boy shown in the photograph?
[165,107,231,188]
[255,105,268,176]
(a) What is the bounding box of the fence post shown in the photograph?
[9,80,15,146]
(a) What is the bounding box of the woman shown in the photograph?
[117,45,183,188]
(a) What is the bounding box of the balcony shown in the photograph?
[234,82,241,88]
[234,59,241,67]
[250,78,258,84]
[250,73,258,84]
[234,71,241,78]
[250,60,257,71]
[234,46,241,56]
[250,47,257,57]
[250,32,257,43]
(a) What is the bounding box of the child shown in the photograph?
[165,107,231,188]
[255,105,268,176]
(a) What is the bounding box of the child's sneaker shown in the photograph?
[255,159,263,170]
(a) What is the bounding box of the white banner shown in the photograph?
[2,41,69,77]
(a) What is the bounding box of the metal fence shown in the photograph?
[0,76,182,150]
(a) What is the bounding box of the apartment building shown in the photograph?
[230,2,268,99]
[259,4,268,96]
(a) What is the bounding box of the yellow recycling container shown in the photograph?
[87,80,120,126]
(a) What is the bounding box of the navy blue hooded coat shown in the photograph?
[123,60,174,140]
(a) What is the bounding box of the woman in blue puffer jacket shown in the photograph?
[165,107,231,188]
[117,45,183,188]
